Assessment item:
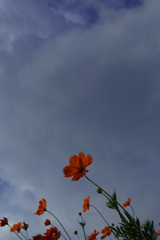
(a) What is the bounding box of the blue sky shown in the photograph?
[0,0,160,239]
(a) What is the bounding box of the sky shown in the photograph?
[0,0,160,239]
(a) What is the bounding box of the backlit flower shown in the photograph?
[0,217,8,227]
[32,234,46,240]
[44,219,51,226]
[44,227,61,240]
[123,198,131,207]
[88,230,99,240]
[156,230,160,236]
[101,227,112,239]
[83,196,90,212]
[22,222,29,230]
[10,222,23,233]
[35,199,47,215]
[63,152,93,181]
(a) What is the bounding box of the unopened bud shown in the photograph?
[96,188,102,194]
[73,231,78,235]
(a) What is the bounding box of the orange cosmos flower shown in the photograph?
[123,198,131,207]
[33,234,46,240]
[44,227,61,240]
[83,196,90,212]
[0,217,8,227]
[35,199,47,215]
[100,227,112,239]
[88,230,99,240]
[156,230,160,236]
[10,222,23,233]
[44,219,51,226]
[63,152,93,181]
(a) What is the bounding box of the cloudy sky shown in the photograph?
[0,0,160,239]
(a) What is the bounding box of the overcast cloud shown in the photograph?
[0,0,160,239]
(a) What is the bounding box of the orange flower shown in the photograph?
[35,199,47,215]
[100,227,112,239]
[44,227,61,240]
[88,230,99,240]
[10,222,23,233]
[0,217,8,227]
[63,152,93,181]
[44,219,51,226]
[123,198,131,207]
[83,196,90,212]
[33,234,46,240]
[156,230,160,236]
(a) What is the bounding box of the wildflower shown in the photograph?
[73,231,78,235]
[123,198,131,207]
[83,196,90,212]
[35,199,47,215]
[88,230,99,240]
[32,234,46,240]
[0,217,8,227]
[44,219,51,226]
[63,152,92,181]
[10,222,23,233]
[22,222,29,230]
[44,227,61,240]
[156,230,160,236]
[101,227,112,239]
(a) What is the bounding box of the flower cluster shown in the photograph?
[0,152,160,240]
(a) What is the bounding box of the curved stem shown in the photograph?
[46,210,72,240]
[84,175,145,240]
[51,224,68,240]
[90,204,109,226]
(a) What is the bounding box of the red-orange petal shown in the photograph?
[83,196,90,212]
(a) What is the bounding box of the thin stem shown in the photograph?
[76,233,80,240]
[46,210,72,240]
[84,175,145,240]
[25,230,29,240]
[7,224,23,240]
[51,224,68,240]
[80,214,87,240]
[20,231,28,240]
[130,205,135,218]
[90,204,109,226]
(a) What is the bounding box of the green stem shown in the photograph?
[130,205,135,218]
[25,230,29,240]
[46,210,72,240]
[20,231,28,240]
[76,233,80,240]
[7,224,23,240]
[80,214,87,240]
[84,175,145,240]
[51,224,68,240]
[90,204,109,226]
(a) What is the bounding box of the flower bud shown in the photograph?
[78,212,82,215]
[73,231,78,235]
[96,188,102,194]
